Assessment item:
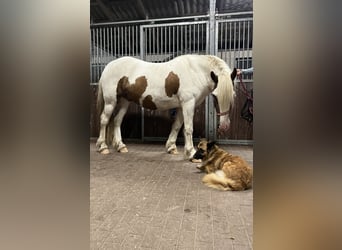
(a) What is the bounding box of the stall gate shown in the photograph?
[90,13,253,144]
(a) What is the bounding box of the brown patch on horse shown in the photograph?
[165,71,180,97]
[142,95,157,110]
[117,76,148,104]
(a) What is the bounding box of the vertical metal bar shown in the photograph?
[224,21,227,62]
[106,27,108,61]
[248,20,251,80]
[176,25,178,55]
[197,23,200,53]
[208,0,216,140]
[139,26,145,141]
[132,25,135,56]
[205,23,208,54]
[110,27,113,58]
[113,27,116,57]
[180,25,183,53]
[189,25,191,52]
[148,27,151,59]
[238,21,241,67]
[117,27,120,56]
[125,26,127,55]
[184,25,187,53]
[165,26,167,57]
[233,22,236,67]
[128,26,131,56]
[220,22,223,57]
[160,27,163,59]
[242,21,247,68]
[96,28,99,81]
[229,22,232,65]
[90,28,93,83]
[120,26,123,56]
[168,26,170,57]
[172,26,175,57]
[140,26,145,59]
[193,24,196,53]
[153,27,156,60]
[136,25,139,57]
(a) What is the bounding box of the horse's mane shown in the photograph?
[207,56,235,113]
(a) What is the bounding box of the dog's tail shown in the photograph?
[202,170,249,191]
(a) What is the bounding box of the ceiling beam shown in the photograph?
[177,0,185,16]
[136,0,148,19]
[95,0,116,20]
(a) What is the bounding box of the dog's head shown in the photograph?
[193,139,217,160]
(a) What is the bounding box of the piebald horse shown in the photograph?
[96,55,236,160]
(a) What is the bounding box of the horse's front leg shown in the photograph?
[166,108,184,154]
[112,98,130,153]
[181,100,196,160]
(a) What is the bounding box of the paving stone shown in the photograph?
[90,142,253,250]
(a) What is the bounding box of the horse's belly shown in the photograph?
[141,96,180,111]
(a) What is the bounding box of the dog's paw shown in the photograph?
[196,165,205,172]
[191,158,202,163]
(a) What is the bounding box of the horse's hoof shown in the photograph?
[100,148,110,155]
[191,158,202,163]
[119,147,128,153]
[168,148,178,154]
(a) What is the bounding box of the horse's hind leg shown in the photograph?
[166,108,183,154]
[112,98,130,153]
[96,103,115,154]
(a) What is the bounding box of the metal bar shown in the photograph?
[176,25,179,55]
[224,22,227,61]
[96,28,99,81]
[157,26,160,58]
[128,26,131,55]
[243,20,246,70]
[216,11,253,17]
[136,25,139,56]
[162,26,165,56]
[113,27,116,57]
[153,27,156,60]
[197,23,199,53]
[90,29,93,83]
[124,26,127,55]
[140,21,207,29]
[180,25,183,53]
[90,12,253,27]
[91,14,210,27]
[140,25,145,59]
[208,0,216,140]
[121,26,124,56]
[172,26,175,57]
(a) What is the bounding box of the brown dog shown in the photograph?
[193,139,253,191]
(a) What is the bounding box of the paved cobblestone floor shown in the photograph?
[90,142,253,250]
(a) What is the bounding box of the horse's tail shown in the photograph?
[97,80,104,119]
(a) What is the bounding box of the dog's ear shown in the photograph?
[207,141,217,151]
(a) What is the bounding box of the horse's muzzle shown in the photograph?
[218,121,230,134]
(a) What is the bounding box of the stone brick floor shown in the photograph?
[90,142,253,250]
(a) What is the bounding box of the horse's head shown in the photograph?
[211,67,237,134]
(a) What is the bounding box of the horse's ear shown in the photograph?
[210,71,218,88]
[207,141,217,151]
[231,68,237,81]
